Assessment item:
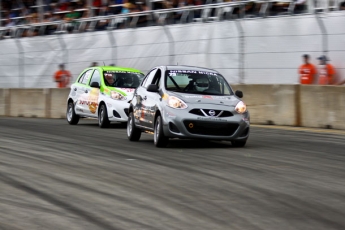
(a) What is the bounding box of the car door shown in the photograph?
[133,68,157,127]
[143,68,163,130]
[84,68,101,117]
[74,69,94,115]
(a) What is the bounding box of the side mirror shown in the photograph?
[147,84,159,93]
[235,90,243,98]
[90,82,100,88]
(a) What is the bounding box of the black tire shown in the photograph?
[154,115,169,147]
[231,140,247,147]
[98,104,110,128]
[66,101,80,125]
[127,112,141,141]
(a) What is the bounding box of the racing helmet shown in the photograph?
[195,77,209,91]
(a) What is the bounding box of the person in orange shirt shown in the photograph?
[299,54,317,84]
[54,64,72,88]
[317,55,336,85]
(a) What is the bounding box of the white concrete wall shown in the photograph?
[0,12,345,88]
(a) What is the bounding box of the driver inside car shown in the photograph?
[195,77,209,92]
[105,73,115,86]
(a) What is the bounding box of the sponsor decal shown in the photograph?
[168,70,218,76]
[78,100,99,107]
[88,88,99,114]
[162,93,169,100]
[118,88,135,93]
[202,95,213,99]
[104,71,140,74]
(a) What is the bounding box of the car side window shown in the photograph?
[143,69,157,88]
[151,69,162,88]
[89,70,101,86]
[78,71,87,83]
[80,70,93,85]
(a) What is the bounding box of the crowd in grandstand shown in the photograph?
[0,0,344,37]
[0,0,315,28]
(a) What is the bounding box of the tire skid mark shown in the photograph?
[0,172,121,230]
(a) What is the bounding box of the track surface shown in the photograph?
[0,117,345,230]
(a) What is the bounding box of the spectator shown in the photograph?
[4,17,16,27]
[64,5,82,32]
[90,62,98,67]
[340,1,345,10]
[317,55,336,85]
[294,0,307,14]
[54,64,72,88]
[299,54,317,85]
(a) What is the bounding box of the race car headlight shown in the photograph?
[167,96,188,109]
[111,91,126,100]
[235,101,247,114]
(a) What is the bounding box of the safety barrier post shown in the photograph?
[314,1,328,56]
[162,26,175,65]
[107,30,117,65]
[235,19,245,84]
[57,34,69,68]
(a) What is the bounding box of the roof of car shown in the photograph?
[165,65,219,73]
[99,66,143,73]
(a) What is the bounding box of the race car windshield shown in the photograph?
[104,71,144,88]
[165,70,233,95]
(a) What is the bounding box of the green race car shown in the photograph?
[66,66,145,128]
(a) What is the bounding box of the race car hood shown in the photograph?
[107,87,136,96]
[170,92,240,107]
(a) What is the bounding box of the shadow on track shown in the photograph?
[136,138,247,149]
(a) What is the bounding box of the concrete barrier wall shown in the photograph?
[1,85,345,130]
[232,85,297,126]
[300,86,345,130]
[9,89,48,118]
[49,88,71,119]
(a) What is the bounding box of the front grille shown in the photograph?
[183,120,239,136]
[189,109,233,117]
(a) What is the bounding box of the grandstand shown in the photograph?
[0,0,344,38]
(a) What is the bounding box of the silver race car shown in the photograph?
[127,65,250,147]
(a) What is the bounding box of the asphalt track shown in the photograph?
[1,117,345,230]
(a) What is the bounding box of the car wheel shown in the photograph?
[66,101,80,125]
[127,112,141,141]
[231,140,247,147]
[154,115,169,147]
[98,104,110,128]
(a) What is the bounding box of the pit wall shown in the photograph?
[1,85,345,130]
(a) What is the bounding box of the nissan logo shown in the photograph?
[209,110,216,116]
